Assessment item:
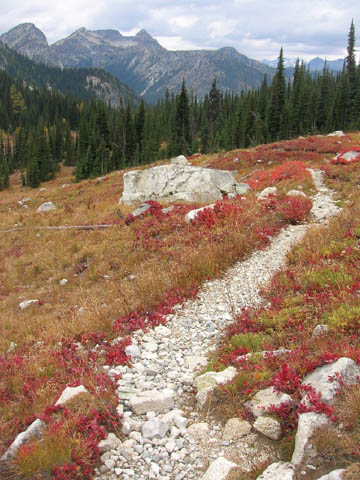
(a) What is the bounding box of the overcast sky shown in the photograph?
[1,0,359,61]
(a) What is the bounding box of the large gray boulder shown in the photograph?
[301,357,360,404]
[120,164,249,204]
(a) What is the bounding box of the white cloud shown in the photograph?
[1,0,360,60]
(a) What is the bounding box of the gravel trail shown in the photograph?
[97,170,341,480]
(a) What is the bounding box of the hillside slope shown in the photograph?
[0,39,140,107]
[1,133,360,479]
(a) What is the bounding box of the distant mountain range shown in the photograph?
[0,23,276,102]
[0,39,139,107]
[262,56,344,72]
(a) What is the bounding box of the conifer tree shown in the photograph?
[267,48,286,140]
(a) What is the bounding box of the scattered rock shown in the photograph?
[287,189,307,197]
[333,150,360,163]
[185,204,216,224]
[59,278,68,286]
[131,203,152,218]
[301,357,360,404]
[120,164,249,204]
[223,418,252,441]
[171,155,189,166]
[37,201,56,212]
[201,457,240,480]
[185,355,208,371]
[312,324,329,337]
[1,419,45,461]
[187,422,209,440]
[125,344,141,359]
[291,412,329,466]
[142,418,169,439]
[194,366,237,391]
[18,299,40,310]
[316,470,345,480]
[327,131,345,137]
[256,461,295,479]
[129,389,175,414]
[253,416,282,440]
[7,342,17,353]
[55,385,89,406]
[245,386,292,418]
[257,187,277,200]
[98,433,121,453]
[161,206,174,214]
[18,197,31,206]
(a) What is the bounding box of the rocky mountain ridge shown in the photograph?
[0,23,275,102]
[0,39,140,106]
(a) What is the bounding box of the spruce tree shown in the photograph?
[267,48,286,140]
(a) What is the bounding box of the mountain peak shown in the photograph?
[1,22,48,45]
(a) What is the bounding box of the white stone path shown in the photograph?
[97,170,341,480]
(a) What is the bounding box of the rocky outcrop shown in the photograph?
[301,357,360,404]
[120,163,250,204]
[1,419,45,461]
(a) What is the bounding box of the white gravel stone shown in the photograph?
[18,299,39,310]
[291,413,329,466]
[201,457,239,480]
[55,385,88,406]
[253,416,282,440]
[256,461,295,479]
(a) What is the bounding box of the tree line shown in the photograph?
[1,22,360,190]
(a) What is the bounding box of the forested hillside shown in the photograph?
[0,41,139,107]
[1,23,360,192]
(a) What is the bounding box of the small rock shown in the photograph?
[287,190,307,197]
[131,203,151,217]
[142,418,169,439]
[257,187,277,200]
[1,419,45,461]
[125,345,141,359]
[130,389,175,414]
[201,457,240,480]
[312,324,329,337]
[187,422,209,440]
[37,201,56,212]
[59,279,68,286]
[185,204,216,224]
[253,416,282,440]
[195,366,237,391]
[291,413,329,466]
[245,386,292,418]
[185,355,208,371]
[171,155,189,166]
[327,131,345,137]
[55,385,89,406]
[18,299,39,310]
[223,418,252,441]
[256,461,295,479]
[316,469,345,480]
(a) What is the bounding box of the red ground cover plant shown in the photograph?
[247,161,311,190]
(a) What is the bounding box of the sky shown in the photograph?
[1,0,359,61]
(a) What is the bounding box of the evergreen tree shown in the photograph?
[267,48,286,140]
[171,80,191,156]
